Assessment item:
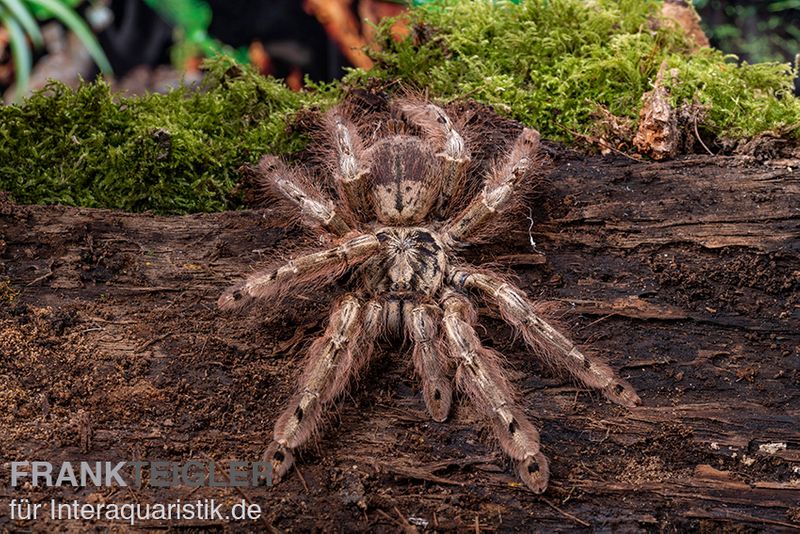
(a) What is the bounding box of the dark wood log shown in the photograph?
[1,150,798,531]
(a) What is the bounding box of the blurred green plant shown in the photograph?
[0,0,111,101]
[410,0,520,4]
[142,0,249,68]
[693,0,800,64]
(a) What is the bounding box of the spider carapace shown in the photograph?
[219,98,640,493]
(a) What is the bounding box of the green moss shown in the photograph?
[666,51,800,138]
[2,1,799,214]
[350,0,800,141]
[0,58,340,214]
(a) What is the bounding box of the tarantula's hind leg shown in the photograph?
[449,269,640,408]
[263,442,294,483]
[265,296,383,483]
[440,290,549,493]
[406,303,453,422]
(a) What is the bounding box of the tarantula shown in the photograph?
[218,98,640,493]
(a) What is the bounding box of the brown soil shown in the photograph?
[1,146,798,532]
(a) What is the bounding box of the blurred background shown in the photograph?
[1,0,798,102]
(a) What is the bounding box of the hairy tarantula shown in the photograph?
[218,98,640,493]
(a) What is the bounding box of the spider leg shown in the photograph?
[444,127,542,243]
[400,101,470,217]
[405,302,453,422]
[400,101,469,164]
[265,296,383,482]
[440,290,549,493]
[258,155,352,236]
[327,113,373,220]
[218,233,380,310]
[448,269,641,408]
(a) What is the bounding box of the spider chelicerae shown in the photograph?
[218,98,640,493]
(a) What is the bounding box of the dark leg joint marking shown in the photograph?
[294,406,304,423]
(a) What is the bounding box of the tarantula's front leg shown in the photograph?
[400,102,470,216]
[449,269,640,407]
[265,296,383,482]
[218,233,380,310]
[405,303,453,422]
[444,128,542,243]
[401,102,469,164]
[258,155,352,236]
[327,114,373,219]
[440,290,549,493]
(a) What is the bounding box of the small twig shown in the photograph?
[693,114,715,156]
[561,485,577,505]
[393,506,418,534]
[83,316,137,325]
[540,497,590,527]
[370,460,463,486]
[587,426,612,444]
[376,78,401,93]
[686,510,800,530]
[559,124,642,162]
[111,286,182,293]
[77,327,104,335]
[233,485,279,533]
[135,332,172,352]
[578,313,615,332]
[494,253,547,266]
[198,333,211,359]
[375,508,403,527]
[294,463,310,493]
[25,260,55,287]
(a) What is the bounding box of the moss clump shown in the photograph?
[0,59,340,214]
[666,51,800,139]
[2,1,799,214]
[350,0,800,142]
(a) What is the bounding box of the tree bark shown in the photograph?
[0,150,798,531]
